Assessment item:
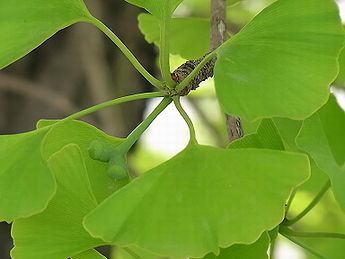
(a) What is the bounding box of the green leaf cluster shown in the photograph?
[0,0,345,258]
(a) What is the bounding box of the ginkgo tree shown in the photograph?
[0,0,345,258]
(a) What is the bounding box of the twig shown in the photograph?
[0,73,77,114]
[211,0,243,143]
[172,53,216,95]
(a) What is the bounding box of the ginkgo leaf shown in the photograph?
[138,13,210,59]
[0,129,55,222]
[11,144,104,259]
[38,119,124,203]
[202,232,269,259]
[84,144,309,258]
[215,0,344,121]
[296,96,345,211]
[0,0,93,69]
[124,0,182,19]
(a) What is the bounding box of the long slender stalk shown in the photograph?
[280,234,328,259]
[56,92,165,127]
[173,96,197,144]
[89,17,163,90]
[175,52,216,93]
[116,97,172,153]
[280,226,345,240]
[159,10,176,88]
[284,180,331,226]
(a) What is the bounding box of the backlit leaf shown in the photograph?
[11,144,104,259]
[202,232,269,259]
[0,129,55,222]
[215,0,344,121]
[84,144,309,258]
[0,0,92,69]
[38,120,124,203]
[138,13,210,59]
[296,96,345,210]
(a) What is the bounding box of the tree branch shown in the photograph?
[211,0,243,142]
[170,0,244,143]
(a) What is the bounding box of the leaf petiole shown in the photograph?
[173,96,197,144]
[284,180,331,226]
[159,5,176,88]
[175,52,217,93]
[35,92,165,133]
[88,17,164,90]
[280,233,327,259]
[280,226,345,240]
[116,97,172,154]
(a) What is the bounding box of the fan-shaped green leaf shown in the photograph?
[38,120,124,203]
[296,96,345,211]
[138,13,210,60]
[202,232,269,259]
[124,0,182,19]
[0,129,55,222]
[84,144,309,258]
[215,0,344,121]
[11,144,104,259]
[0,0,92,69]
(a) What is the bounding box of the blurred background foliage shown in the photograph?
[0,0,345,258]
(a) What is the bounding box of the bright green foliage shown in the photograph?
[11,144,104,259]
[296,96,345,211]
[84,144,309,258]
[230,119,284,150]
[317,97,345,165]
[72,249,106,259]
[0,0,344,257]
[138,14,210,59]
[272,118,303,151]
[202,232,269,259]
[0,129,55,222]
[38,120,124,203]
[124,0,182,19]
[215,0,344,121]
[0,0,92,69]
